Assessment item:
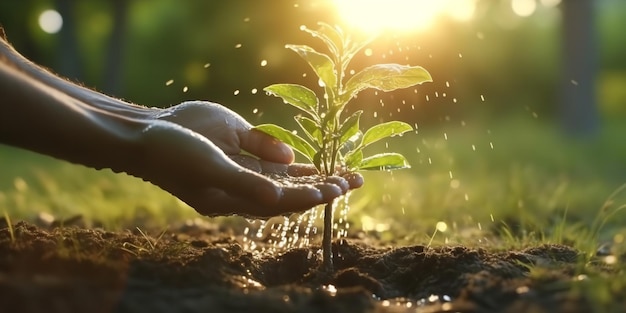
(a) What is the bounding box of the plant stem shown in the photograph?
[322,201,333,272]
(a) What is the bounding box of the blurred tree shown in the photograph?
[55,0,83,81]
[103,0,128,96]
[560,0,599,136]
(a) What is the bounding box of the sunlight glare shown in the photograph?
[511,0,537,17]
[540,0,561,7]
[38,10,63,34]
[334,0,476,32]
[446,0,477,22]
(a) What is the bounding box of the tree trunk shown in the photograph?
[560,0,599,137]
[103,0,129,97]
[55,0,83,81]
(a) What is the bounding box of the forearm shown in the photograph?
[0,37,156,119]
[0,62,145,172]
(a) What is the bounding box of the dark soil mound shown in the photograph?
[0,221,620,312]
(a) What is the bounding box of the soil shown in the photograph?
[0,220,621,313]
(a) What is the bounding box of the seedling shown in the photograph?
[255,23,432,271]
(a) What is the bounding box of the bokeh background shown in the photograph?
[2,0,626,127]
[1,0,626,241]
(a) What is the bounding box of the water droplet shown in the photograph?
[458,53,463,58]
[324,284,337,296]
[234,90,240,96]
[165,79,174,86]
[251,88,258,94]
[436,221,448,232]
[260,60,268,67]
[182,86,188,93]
[252,108,258,114]
[450,179,460,189]
[235,43,242,49]
[571,79,578,85]
[203,63,211,68]
[480,94,485,101]
[472,144,476,151]
[445,81,450,88]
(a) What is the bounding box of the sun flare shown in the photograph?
[334,0,477,32]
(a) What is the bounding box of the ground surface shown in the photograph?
[0,220,622,313]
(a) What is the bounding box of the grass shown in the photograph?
[2,114,626,309]
[1,113,626,245]
[350,115,626,244]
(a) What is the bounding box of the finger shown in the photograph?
[321,176,350,192]
[239,129,294,164]
[341,172,364,190]
[313,183,344,203]
[190,186,325,218]
[220,166,284,207]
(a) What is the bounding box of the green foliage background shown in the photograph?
[1,0,624,123]
[1,0,626,242]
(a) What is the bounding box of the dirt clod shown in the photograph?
[0,222,621,312]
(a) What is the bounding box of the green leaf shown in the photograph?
[286,45,337,94]
[295,116,322,146]
[301,23,344,61]
[341,35,376,72]
[338,110,362,147]
[313,151,323,172]
[358,153,410,171]
[361,121,413,148]
[344,64,432,101]
[344,149,363,171]
[264,84,319,120]
[254,124,316,162]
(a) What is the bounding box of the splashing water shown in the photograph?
[242,193,352,255]
[375,294,453,310]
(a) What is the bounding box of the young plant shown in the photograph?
[255,23,432,271]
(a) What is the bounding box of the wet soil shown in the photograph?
[0,221,622,313]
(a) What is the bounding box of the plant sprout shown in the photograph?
[255,23,432,272]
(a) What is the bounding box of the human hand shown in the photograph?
[135,101,362,218]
